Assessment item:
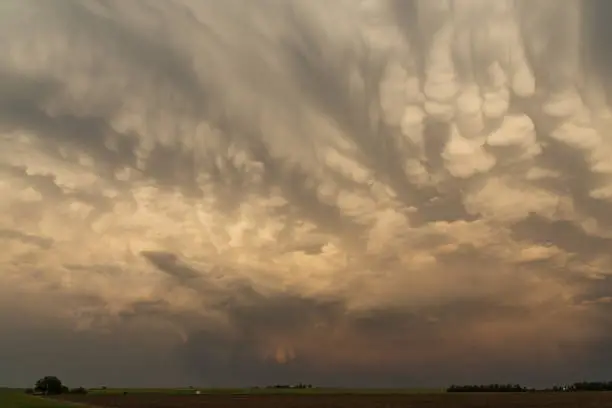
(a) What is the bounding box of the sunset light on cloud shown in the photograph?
[2,0,612,388]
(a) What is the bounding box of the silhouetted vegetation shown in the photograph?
[448,381,612,393]
[34,376,64,395]
[570,381,612,391]
[447,384,527,393]
[28,376,88,396]
[265,383,314,389]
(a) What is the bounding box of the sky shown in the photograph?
[1,0,612,389]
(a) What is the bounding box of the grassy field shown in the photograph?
[85,387,443,395]
[0,388,76,408]
[9,387,612,408]
[0,386,443,407]
[53,390,612,408]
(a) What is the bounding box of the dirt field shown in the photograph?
[54,392,612,408]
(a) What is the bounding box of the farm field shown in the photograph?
[53,391,612,408]
[84,387,442,395]
[0,388,75,408]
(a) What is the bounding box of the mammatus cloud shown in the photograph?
[1,0,612,387]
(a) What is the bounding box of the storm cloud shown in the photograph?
[2,0,612,387]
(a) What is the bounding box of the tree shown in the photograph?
[34,376,64,395]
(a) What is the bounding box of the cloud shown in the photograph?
[1,0,612,386]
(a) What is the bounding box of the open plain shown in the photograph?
[53,391,612,408]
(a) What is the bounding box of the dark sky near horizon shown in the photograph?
[2,0,612,388]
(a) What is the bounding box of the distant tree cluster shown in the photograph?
[25,376,88,396]
[265,383,313,389]
[569,382,612,391]
[447,384,527,393]
[448,381,612,393]
[539,382,612,392]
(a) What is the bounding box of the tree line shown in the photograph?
[557,382,612,392]
[264,383,314,389]
[447,384,527,393]
[448,381,612,393]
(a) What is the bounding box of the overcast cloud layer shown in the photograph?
[2,0,612,388]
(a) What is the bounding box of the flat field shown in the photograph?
[54,391,612,408]
[0,388,75,408]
